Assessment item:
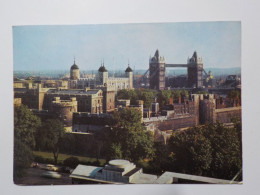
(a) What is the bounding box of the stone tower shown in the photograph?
[70,59,80,80]
[51,97,78,127]
[187,51,203,88]
[125,64,133,89]
[149,49,166,90]
[98,62,108,85]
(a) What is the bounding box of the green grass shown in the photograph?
[33,151,106,165]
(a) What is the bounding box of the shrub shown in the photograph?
[63,156,80,168]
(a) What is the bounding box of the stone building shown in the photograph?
[44,88,103,114]
[199,94,216,124]
[72,112,110,133]
[98,63,133,92]
[51,97,77,127]
[69,59,80,89]
[68,61,133,93]
[144,93,241,138]
[149,49,166,90]
[187,51,203,88]
[14,83,49,110]
[95,85,116,113]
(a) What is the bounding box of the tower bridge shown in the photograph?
[149,50,204,90]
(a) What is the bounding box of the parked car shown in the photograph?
[41,171,61,179]
[30,162,39,168]
[44,164,59,171]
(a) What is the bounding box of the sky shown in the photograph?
[13,22,241,71]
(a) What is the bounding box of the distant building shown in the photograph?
[68,60,133,92]
[187,51,203,88]
[143,93,241,139]
[98,63,133,92]
[117,99,131,108]
[44,88,103,114]
[95,85,116,113]
[69,60,80,89]
[149,49,166,90]
[70,159,171,184]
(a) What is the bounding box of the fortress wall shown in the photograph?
[215,106,241,123]
[144,115,197,131]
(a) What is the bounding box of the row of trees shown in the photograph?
[149,121,242,180]
[14,105,65,180]
[117,89,189,108]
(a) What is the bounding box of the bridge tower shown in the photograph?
[187,51,203,88]
[149,49,166,90]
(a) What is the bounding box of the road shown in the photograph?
[14,164,72,186]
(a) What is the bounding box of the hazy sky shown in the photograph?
[13,22,241,71]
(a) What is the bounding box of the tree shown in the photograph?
[117,89,138,105]
[137,90,157,108]
[63,156,80,168]
[168,127,213,175]
[196,90,208,95]
[109,143,123,159]
[109,108,154,162]
[13,105,41,179]
[14,105,41,149]
[117,89,158,108]
[157,90,172,107]
[149,142,170,174]
[36,119,65,164]
[227,90,241,100]
[171,90,188,102]
[205,123,242,179]
[13,138,34,180]
[166,123,242,180]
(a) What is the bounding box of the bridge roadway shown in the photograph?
[165,64,188,68]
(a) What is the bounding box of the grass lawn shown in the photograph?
[33,151,106,165]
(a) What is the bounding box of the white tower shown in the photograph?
[125,64,133,89]
[98,62,108,85]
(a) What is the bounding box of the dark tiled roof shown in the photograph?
[71,64,79,70]
[98,66,108,72]
[125,66,133,72]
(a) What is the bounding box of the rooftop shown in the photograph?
[131,173,158,184]
[70,164,102,178]
[47,89,100,95]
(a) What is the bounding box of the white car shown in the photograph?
[41,171,61,179]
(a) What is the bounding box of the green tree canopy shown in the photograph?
[156,89,189,108]
[109,143,123,159]
[137,90,157,108]
[13,138,34,180]
[168,127,213,175]
[14,105,41,149]
[109,108,154,162]
[157,90,172,107]
[165,123,242,180]
[14,105,41,179]
[36,119,65,164]
[117,89,138,105]
[116,89,158,108]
